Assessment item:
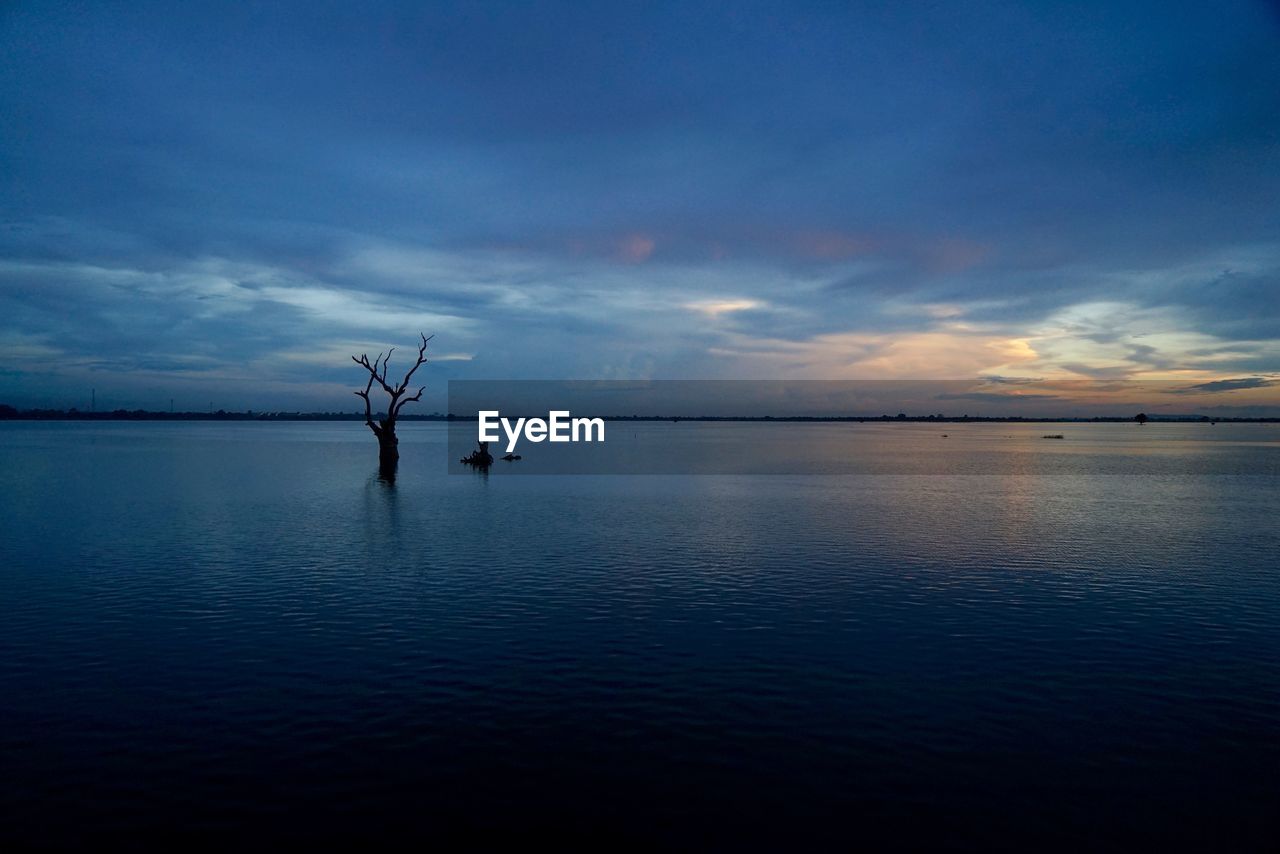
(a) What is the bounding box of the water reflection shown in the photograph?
[1,421,1278,848]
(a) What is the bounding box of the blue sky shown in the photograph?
[1,1,1278,413]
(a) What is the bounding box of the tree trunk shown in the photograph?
[377,424,399,465]
[376,423,399,483]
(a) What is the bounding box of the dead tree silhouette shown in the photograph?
[352,333,432,474]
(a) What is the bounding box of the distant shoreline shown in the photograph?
[2,407,1277,424]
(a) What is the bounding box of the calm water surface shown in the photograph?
[2,422,1278,848]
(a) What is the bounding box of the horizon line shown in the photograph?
[2,406,1277,424]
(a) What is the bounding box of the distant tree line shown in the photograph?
[0,405,448,422]
[2,404,1275,423]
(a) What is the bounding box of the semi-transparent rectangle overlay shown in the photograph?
[446,380,1280,475]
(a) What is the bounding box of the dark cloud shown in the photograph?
[980,376,1045,385]
[1167,377,1278,394]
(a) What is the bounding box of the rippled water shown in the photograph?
[2,422,1278,848]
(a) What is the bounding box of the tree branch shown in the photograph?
[353,333,431,435]
[352,351,397,396]
[353,370,381,436]
[393,386,425,417]
[396,333,433,393]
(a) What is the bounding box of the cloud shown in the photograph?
[683,299,763,317]
[1167,377,1278,394]
[980,375,1045,385]
[934,392,1062,403]
[0,2,1278,409]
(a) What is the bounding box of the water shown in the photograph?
[2,422,1278,848]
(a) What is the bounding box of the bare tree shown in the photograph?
[352,333,432,470]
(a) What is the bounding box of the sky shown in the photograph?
[1,0,1278,415]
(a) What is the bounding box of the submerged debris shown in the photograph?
[460,441,494,468]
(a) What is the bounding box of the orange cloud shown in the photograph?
[711,329,1041,379]
[790,231,878,260]
[617,234,655,263]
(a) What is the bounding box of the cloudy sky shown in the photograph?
[2,1,1278,413]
